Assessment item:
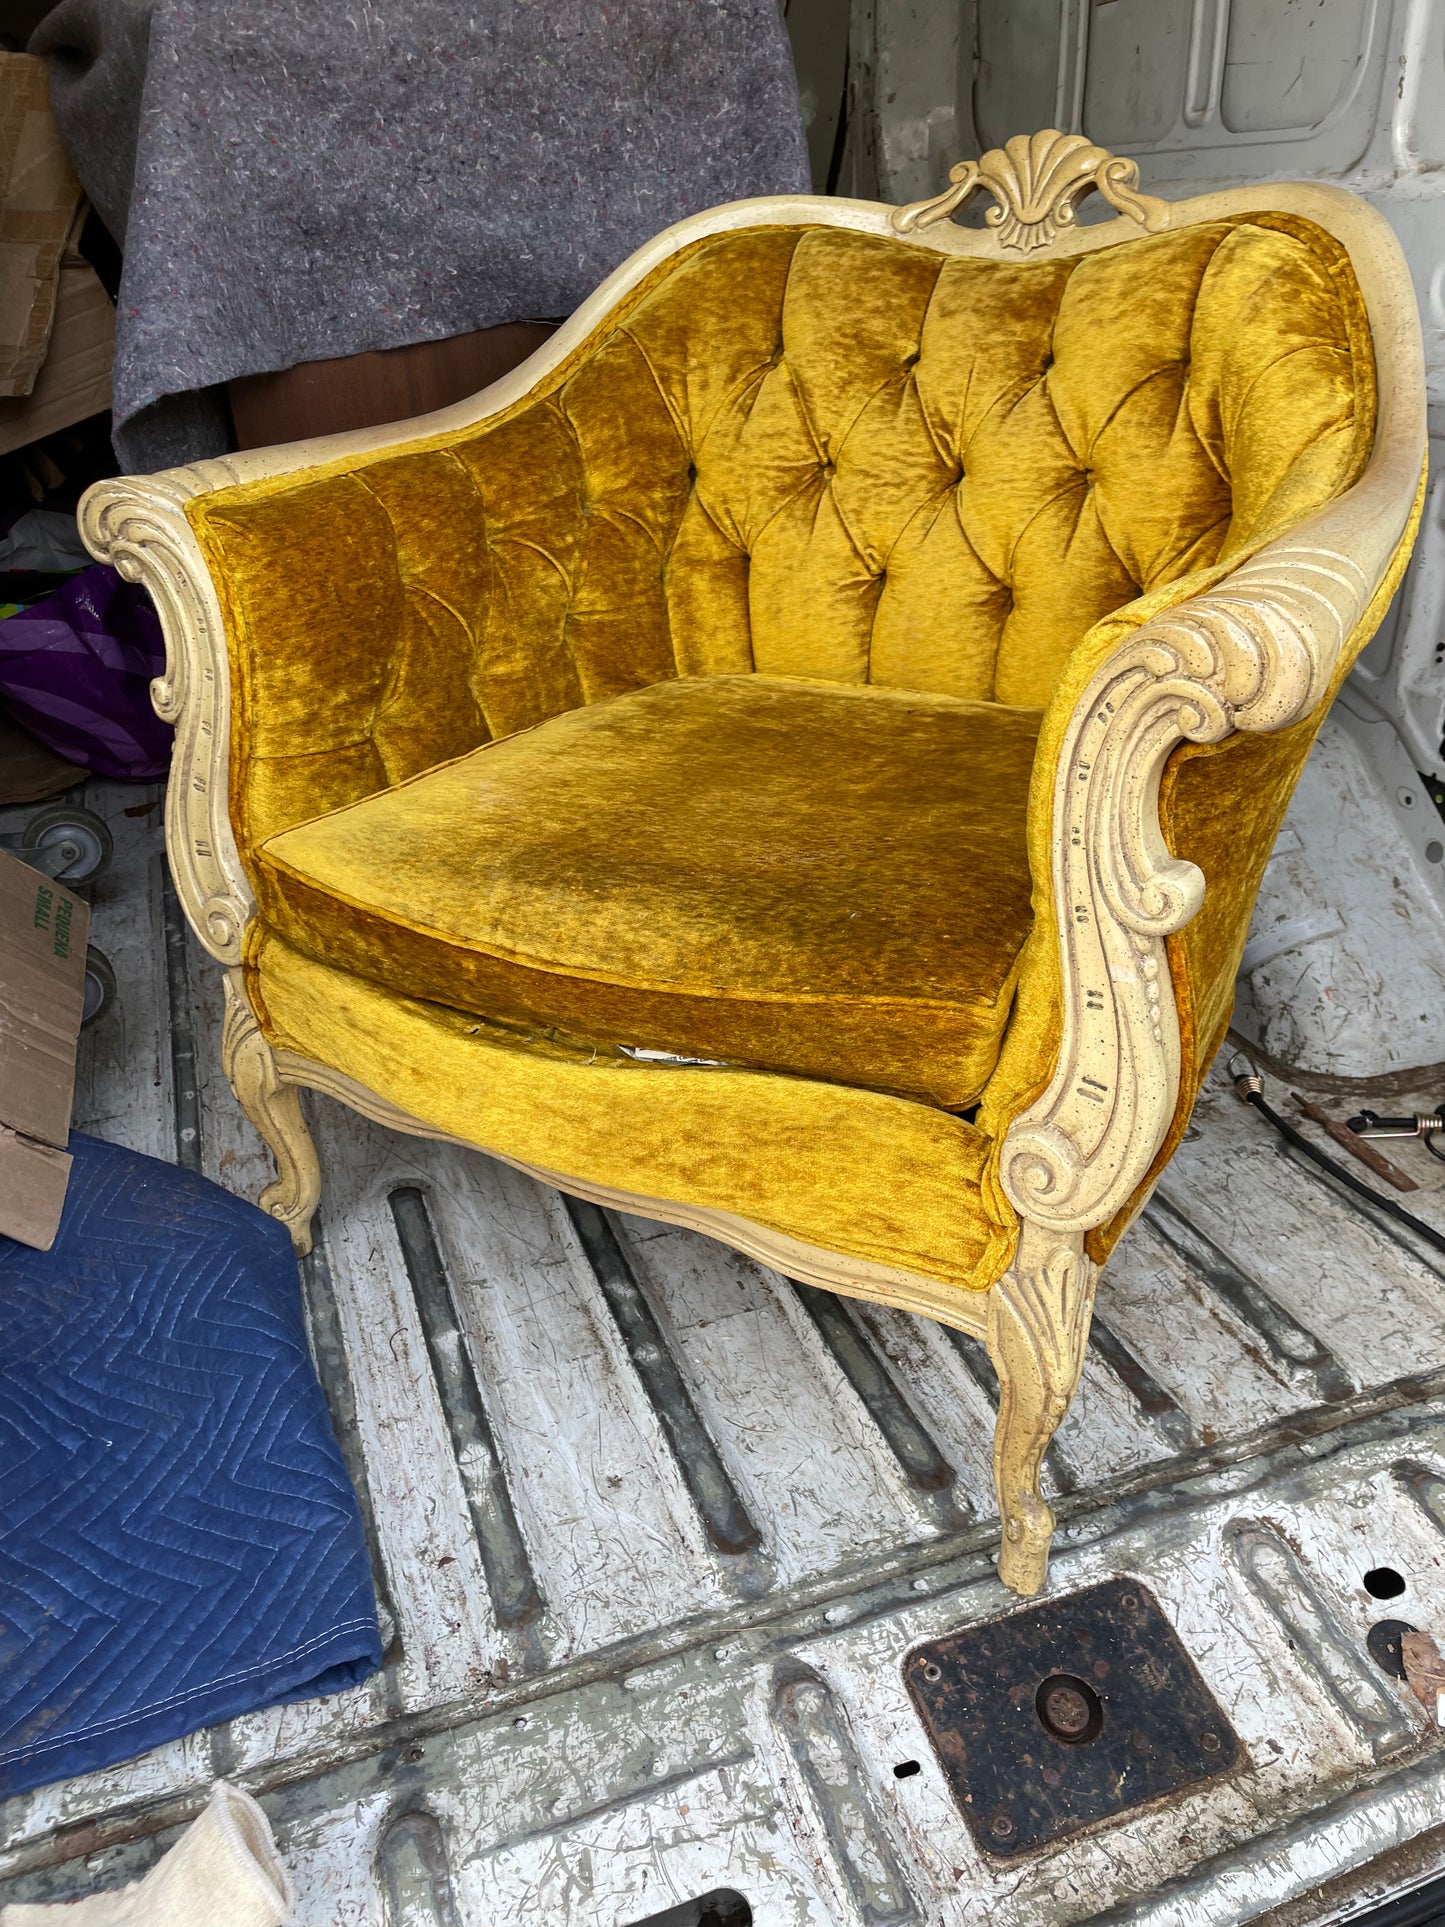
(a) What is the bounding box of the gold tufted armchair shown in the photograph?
[85,134,1425,1595]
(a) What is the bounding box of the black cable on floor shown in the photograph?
[1234,1067,1445,1263]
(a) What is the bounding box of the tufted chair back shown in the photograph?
[193,214,1374,853]
[636,219,1371,709]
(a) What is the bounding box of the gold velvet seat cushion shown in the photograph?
[254,674,1043,1107]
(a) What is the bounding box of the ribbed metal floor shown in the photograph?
[5,783,1445,1925]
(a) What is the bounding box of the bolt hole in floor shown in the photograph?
[1366,1566,1409,1599]
[625,1894,751,1927]
[1036,1672,1105,1745]
[892,1759,922,1779]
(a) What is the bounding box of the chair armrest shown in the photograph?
[973,178,1430,1264]
[986,445,1425,1251]
[82,469,263,964]
[79,262,690,968]
[82,429,514,963]
[85,412,556,971]
[81,344,579,964]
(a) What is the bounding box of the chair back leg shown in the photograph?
[221,969,322,1255]
[986,1223,1097,1594]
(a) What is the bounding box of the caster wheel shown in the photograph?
[81,945,116,1026]
[20,804,113,887]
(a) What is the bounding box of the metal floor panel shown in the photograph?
[5,785,1445,1924]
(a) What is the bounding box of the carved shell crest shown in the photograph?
[893,129,1170,254]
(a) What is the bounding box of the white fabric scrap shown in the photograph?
[2,1782,293,1926]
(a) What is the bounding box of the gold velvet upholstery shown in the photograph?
[257,675,1042,1106]
[187,205,1393,1295]
[248,929,1008,1288]
[193,215,1369,851]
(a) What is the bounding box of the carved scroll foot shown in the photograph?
[221,970,321,1255]
[986,1225,1097,1596]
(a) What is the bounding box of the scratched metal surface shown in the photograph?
[5,784,1445,1925]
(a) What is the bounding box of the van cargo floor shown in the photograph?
[5,783,1445,1926]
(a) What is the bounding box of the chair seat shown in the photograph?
[256,675,1042,1106]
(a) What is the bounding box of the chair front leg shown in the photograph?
[221,969,322,1256]
[986,1222,1097,1596]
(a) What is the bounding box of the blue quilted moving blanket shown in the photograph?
[0,1134,382,1795]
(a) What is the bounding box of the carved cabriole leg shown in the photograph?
[221,969,321,1255]
[986,1221,1098,1596]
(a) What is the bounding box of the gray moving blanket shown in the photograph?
[30,1,809,469]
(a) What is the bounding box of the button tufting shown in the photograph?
[822,460,836,480]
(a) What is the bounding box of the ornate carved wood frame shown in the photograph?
[81,133,1425,1594]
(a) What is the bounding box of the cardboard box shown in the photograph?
[0,248,113,458]
[0,846,88,1249]
[0,53,86,400]
[0,52,113,456]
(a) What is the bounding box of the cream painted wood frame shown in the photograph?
[81,133,1426,1595]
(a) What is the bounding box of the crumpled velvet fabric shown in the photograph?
[192,210,1393,1292]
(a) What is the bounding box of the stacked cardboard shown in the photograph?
[0,847,88,1248]
[0,53,112,456]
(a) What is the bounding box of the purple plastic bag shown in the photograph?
[0,564,172,781]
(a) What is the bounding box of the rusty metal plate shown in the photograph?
[904,1576,1243,1858]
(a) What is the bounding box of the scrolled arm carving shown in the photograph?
[892,131,1169,253]
[998,537,1375,1235]
[81,475,255,965]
